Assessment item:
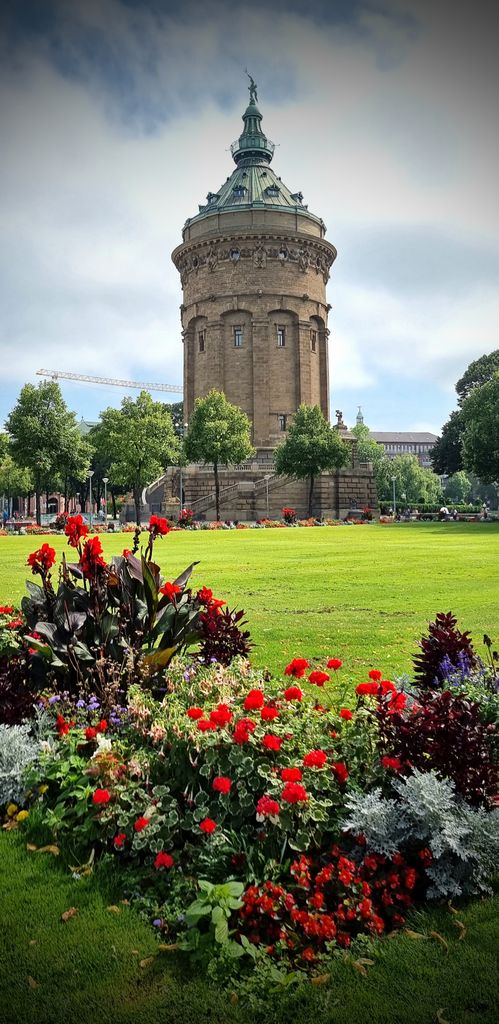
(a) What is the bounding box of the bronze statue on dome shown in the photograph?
[245,70,258,104]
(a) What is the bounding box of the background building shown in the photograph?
[369,432,437,469]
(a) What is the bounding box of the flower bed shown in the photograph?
[0,530,498,989]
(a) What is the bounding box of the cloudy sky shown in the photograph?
[1,0,498,435]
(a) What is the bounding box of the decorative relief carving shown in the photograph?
[207,245,218,272]
[175,240,334,282]
[253,244,267,268]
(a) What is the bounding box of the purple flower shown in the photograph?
[87,700,100,711]
[76,699,86,708]
[48,695,61,704]
[152,919,162,928]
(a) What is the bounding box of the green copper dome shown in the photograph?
[185,83,324,230]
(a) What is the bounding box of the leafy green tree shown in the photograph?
[274,405,349,516]
[184,390,254,521]
[6,382,85,524]
[443,471,472,504]
[376,454,442,507]
[0,454,32,517]
[351,422,387,472]
[431,410,465,476]
[95,391,180,525]
[461,372,499,483]
[456,349,499,405]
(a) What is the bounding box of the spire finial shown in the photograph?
[245,69,258,104]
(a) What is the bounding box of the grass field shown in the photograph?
[1,523,498,676]
[1,523,498,1023]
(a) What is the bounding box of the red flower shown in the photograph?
[243,689,265,710]
[187,707,204,720]
[281,782,308,804]
[97,719,107,733]
[212,776,232,794]
[368,669,382,681]
[55,714,74,737]
[85,727,97,741]
[233,718,256,744]
[356,681,379,696]
[154,851,174,870]
[359,897,373,919]
[149,514,171,536]
[113,833,126,848]
[7,618,23,629]
[196,586,213,605]
[0,606,14,614]
[92,788,111,805]
[284,658,309,678]
[262,734,282,752]
[339,708,353,720]
[380,679,396,694]
[160,581,182,602]
[134,816,150,832]
[256,795,280,818]
[80,536,106,577]
[65,514,89,548]
[261,705,279,722]
[209,703,232,728]
[199,817,217,834]
[27,543,56,575]
[331,762,349,784]
[308,670,330,687]
[303,750,327,769]
[301,947,316,962]
[281,767,303,782]
[284,686,303,702]
[381,755,402,771]
[122,548,131,557]
[197,719,217,732]
[404,868,417,890]
[327,658,343,670]
[388,692,407,713]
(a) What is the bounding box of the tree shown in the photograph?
[95,391,179,525]
[0,454,32,517]
[461,372,499,483]
[184,390,254,521]
[430,410,465,476]
[351,422,387,473]
[376,454,442,506]
[456,349,499,405]
[274,405,349,516]
[5,382,85,524]
[443,471,472,504]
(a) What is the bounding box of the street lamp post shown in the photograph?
[264,474,271,518]
[179,422,188,512]
[391,475,397,518]
[88,470,94,529]
[102,477,109,523]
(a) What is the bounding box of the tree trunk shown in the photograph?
[64,474,68,513]
[111,488,117,519]
[35,473,41,525]
[308,473,315,518]
[134,487,142,526]
[214,462,220,522]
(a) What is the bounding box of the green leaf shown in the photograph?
[214,919,229,945]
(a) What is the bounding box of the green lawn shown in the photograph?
[1,523,498,1022]
[1,523,498,676]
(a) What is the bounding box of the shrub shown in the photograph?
[413,611,477,688]
[0,722,40,806]
[281,508,296,524]
[342,769,499,898]
[178,508,195,528]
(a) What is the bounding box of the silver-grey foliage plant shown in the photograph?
[0,722,40,807]
[341,769,499,898]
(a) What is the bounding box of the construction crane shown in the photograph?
[36,369,183,394]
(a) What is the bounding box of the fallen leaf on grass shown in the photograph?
[452,920,466,941]
[351,960,368,977]
[310,974,331,986]
[447,902,458,916]
[131,949,140,955]
[61,907,78,923]
[404,929,427,940]
[158,943,179,953]
[35,845,60,857]
[69,849,94,876]
[230,992,239,1005]
[26,843,37,851]
[27,976,39,989]
[436,1010,450,1024]
[107,905,121,913]
[120,899,130,906]
[28,939,37,946]
[139,956,155,969]
[430,931,449,954]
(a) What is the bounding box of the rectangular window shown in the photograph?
[198,331,205,352]
[278,414,287,432]
[233,326,243,348]
[277,326,286,348]
[311,330,317,352]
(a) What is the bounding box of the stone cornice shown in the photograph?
[172,232,336,286]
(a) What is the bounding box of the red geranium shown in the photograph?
[233,718,257,744]
[80,536,106,577]
[284,686,303,702]
[381,755,402,771]
[281,782,308,804]
[187,707,204,720]
[327,658,343,670]
[331,762,349,784]
[149,515,171,536]
[113,833,126,848]
[368,669,382,681]
[197,719,217,732]
[0,606,14,614]
[388,692,407,713]
[340,708,353,720]
[303,750,327,769]
[65,514,89,548]
[199,817,217,834]
[85,727,97,741]
[160,581,182,602]
[244,689,265,710]
[92,788,111,805]
[134,816,150,832]
[212,776,232,793]
[284,658,309,678]
[256,795,280,819]
[281,767,303,783]
[308,670,330,687]
[154,851,174,869]
[209,703,232,728]
[356,681,379,696]
[262,734,282,752]
[261,705,279,722]
[27,543,56,575]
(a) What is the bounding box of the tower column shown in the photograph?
[252,317,270,447]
